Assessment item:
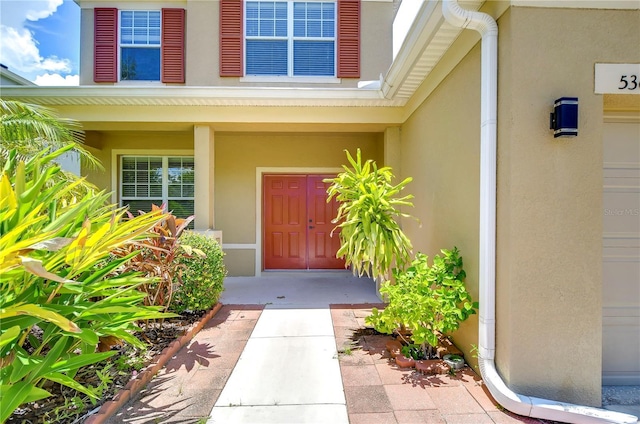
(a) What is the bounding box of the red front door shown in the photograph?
[263,174,344,270]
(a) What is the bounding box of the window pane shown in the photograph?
[275,2,287,19]
[259,20,274,37]
[246,2,259,19]
[121,28,133,44]
[293,40,334,76]
[136,185,149,197]
[260,2,275,19]
[307,2,321,19]
[294,20,305,37]
[150,184,162,197]
[122,170,135,183]
[246,20,258,36]
[246,40,288,75]
[168,185,181,197]
[168,200,195,220]
[148,11,161,28]
[275,19,287,37]
[323,21,334,38]
[122,184,135,196]
[135,159,148,170]
[293,2,305,20]
[149,28,160,45]
[136,171,148,183]
[124,199,160,214]
[183,184,194,197]
[121,11,133,27]
[133,28,147,44]
[121,47,160,80]
[122,157,136,169]
[133,11,148,27]
[181,168,194,183]
[307,20,321,37]
[322,3,334,19]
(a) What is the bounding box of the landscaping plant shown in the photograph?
[366,247,478,358]
[111,204,199,312]
[0,131,174,419]
[325,148,415,281]
[171,231,226,314]
[0,99,101,201]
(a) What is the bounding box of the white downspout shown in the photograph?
[441,2,638,424]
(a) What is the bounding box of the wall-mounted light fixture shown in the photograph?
[549,97,578,138]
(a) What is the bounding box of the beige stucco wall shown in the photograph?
[399,44,482,371]
[215,132,383,275]
[398,4,639,408]
[83,131,194,198]
[494,6,640,406]
[188,0,396,87]
[80,0,397,87]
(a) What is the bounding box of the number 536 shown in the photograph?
[619,75,638,90]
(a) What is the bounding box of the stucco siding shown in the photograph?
[496,7,640,406]
[80,0,397,87]
[399,44,482,371]
[83,131,194,200]
[214,132,382,246]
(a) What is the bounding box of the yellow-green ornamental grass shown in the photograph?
[325,148,414,281]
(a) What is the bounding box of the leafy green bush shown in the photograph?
[366,247,478,358]
[0,148,173,422]
[170,231,226,313]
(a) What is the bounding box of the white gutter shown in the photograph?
[441,2,638,424]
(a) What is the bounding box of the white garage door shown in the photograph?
[602,120,640,385]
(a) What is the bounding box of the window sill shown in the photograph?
[239,76,341,84]
[117,80,165,86]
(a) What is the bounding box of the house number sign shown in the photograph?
[595,63,640,94]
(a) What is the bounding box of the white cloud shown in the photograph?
[34,73,79,86]
[0,0,70,79]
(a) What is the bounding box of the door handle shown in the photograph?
[309,225,315,229]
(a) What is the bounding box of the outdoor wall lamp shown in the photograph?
[549,97,578,138]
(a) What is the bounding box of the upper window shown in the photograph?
[120,156,194,222]
[120,11,161,81]
[245,1,336,77]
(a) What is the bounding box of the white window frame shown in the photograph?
[118,10,162,82]
[112,150,194,214]
[243,0,338,79]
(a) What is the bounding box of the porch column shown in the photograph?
[194,125,215,230]
[384,126,401,176]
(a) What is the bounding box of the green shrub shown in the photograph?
[170,231,226,313]
[0,148,172,422]
[366,247,478,358]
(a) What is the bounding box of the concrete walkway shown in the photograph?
[208,308,348,423]
[106,274,637,424]
[208,273,380,423]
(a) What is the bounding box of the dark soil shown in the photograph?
[7,311,206,424]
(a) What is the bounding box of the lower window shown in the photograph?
[120,156,194,223]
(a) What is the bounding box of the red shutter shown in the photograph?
[337,0,360,78]
[94,8,117,83]
[219,0,243,77]
[162,8,185,83]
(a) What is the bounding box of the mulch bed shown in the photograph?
[7,311,206,424]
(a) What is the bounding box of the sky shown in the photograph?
[0,0,80,86]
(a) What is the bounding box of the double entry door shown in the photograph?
[263,174,345,270]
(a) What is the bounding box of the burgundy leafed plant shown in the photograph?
[112,204,200,312]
